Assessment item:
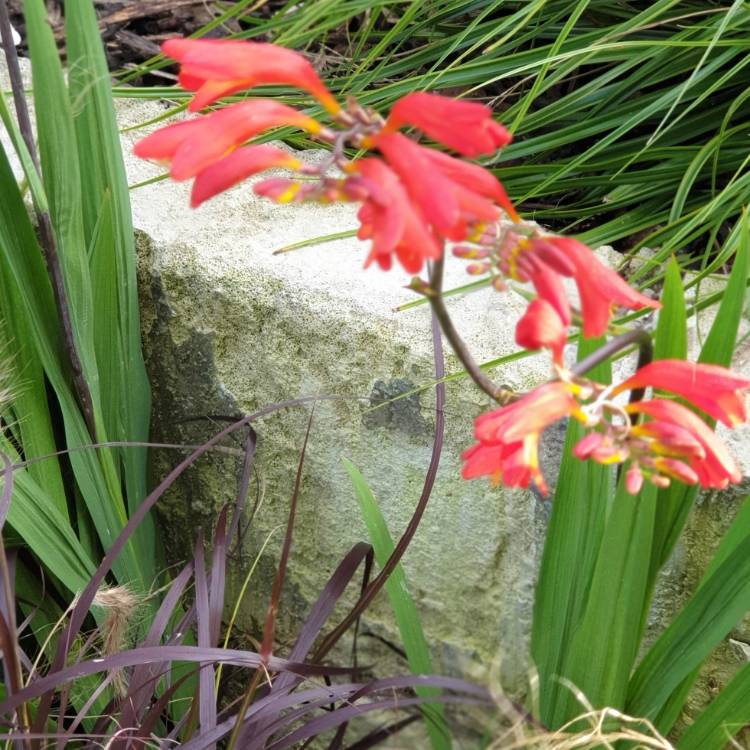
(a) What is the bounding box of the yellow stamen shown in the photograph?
[276,184,301,203]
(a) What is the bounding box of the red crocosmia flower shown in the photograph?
[134,100,320,181]
[626,399,741,489]
[615,360,750,427]
[161,38,340,115]
[375,132,462,237]
[349,158,442,273]
[385,92,511,157]
[515,298,567,365]
[550,236,660,337]
[500,233,659,338]
[375,133,506,241]
[421,149,519,221]
[190,145,301,207]
[462,382,582,494]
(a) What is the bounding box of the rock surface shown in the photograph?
[122,95,554,693]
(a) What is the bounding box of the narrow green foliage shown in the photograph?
[554,482,656,724]
[531,337,612,727]
[653,258,688,363]
[699,212,749,368]
[648,258,692,591]
[627,495,750,720]
[22,0,141,586]
[66,0,153,545]
[678,661,750,749]
[344,459,451,750]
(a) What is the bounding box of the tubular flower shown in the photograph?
[625,399,742,489]
[515,298,568,365]
[191,145,301,207]
[161,38,340,114]
[375,132,510,242]
[134,100,320,181]
[421,149,519,221]
[384,92,512,157]
[346,158,441,273]
[462,382,586,494]
[464,360,748,494]
[497,232,660,338]
[613,360,750,426]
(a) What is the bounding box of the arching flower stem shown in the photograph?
[573,329,653,381]
[426,255,516,405]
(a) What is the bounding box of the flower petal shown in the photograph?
[421,149,519,221]
[190,145,301,207]
[386,92,511,156]
[515,298,568,364]
[162,38,340,114]
[617,360,750,426]
[168,101,319,180]
[542,236,660,337]
[627,399,741,488]
[375,133,460,236]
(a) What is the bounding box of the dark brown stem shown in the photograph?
[0,1,97,439]
[0,0,37,171]
[312,310,447,662]
[427,255,514,405]
[572,329,653,384]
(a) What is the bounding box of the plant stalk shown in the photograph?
[427,255,514,405]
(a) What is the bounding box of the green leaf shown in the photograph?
[4,452,96,594]
[648,257,692,591]
[627,495,750,720]
[699,211,749,367]
[66,0,153,531]
[531,336,613,727]
[23,0,146,589]
[678,661,750,749]
[653,257,687,362]
[344,459,451,750]
[553,481,657,723]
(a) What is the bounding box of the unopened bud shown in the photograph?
[466,262,490,276]
[625,464,644,494]
[649,474,671,489]
[453,246,489,260]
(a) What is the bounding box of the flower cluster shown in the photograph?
[462,361,750,495]
[454,228,660,361]
[135,38,749,497]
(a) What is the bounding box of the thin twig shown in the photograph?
[427,255,514,405]
[0,0,97,439]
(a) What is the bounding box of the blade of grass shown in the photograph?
[531,336,613,727]
[344,458,451,750]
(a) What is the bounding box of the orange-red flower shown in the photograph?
[134,100,319,181]
[421,149,519,222]
[384,92,511,157]
[190,145,301,207]
[626,399,741,489]
[614,360,750,426]
[500,233,659,338]
[161,38,340,114]
[462,382,583,494]
[515,298,568,365]
[348,158,441,273]
[375,132,507,241]
[464,358,748,494]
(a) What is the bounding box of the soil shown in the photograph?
[7,0,244,83]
